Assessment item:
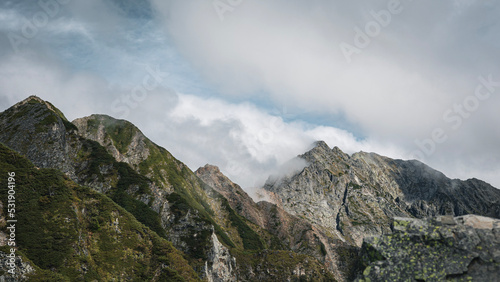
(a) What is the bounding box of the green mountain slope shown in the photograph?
[0,96,233,277]
[0,143,199,281]
[0,96,168,240]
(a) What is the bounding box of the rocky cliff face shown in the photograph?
[72,114,152,170]
[264,141,500,246]
[196,164,361,281]
[357,215,500,281]
[0,96,80,181]
[205,232,237,282]
[196,164,265,228]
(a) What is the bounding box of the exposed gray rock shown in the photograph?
[263,141,500,246]
[205,232,237,282]
[0,96,79,180]
[197,164,360,281]
[357,215,500,281]
[0,251,35,281]
[196,164,266,228]
[72,114,151,171]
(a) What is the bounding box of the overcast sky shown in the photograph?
[1,0,499,196]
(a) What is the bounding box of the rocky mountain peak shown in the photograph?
[72,114,151,168]
[13,95,50,109]
[11,95,70,122]
[196,163,361,281]
[195,164,235,191]
[195,164,266,227]
[264,140,500,246]
[197,164,222,174]
[313,140,331,150]
[0,96,82,181]
[301,140,350,166]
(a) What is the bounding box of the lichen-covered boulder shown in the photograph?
[357,215,500,281]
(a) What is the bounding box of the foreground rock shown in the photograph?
[357,215,500,281]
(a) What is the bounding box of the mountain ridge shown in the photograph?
[263,140,500,246]
[0,96,335,281]
[1,96,499,281]
[72,113,336,280]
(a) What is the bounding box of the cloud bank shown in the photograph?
[0,0,499,195]
[151,0,500,187]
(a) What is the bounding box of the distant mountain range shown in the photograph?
[0,96,499,281]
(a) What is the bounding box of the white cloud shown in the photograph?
[139,93,408,197]
[151,0,466,138]
[151,0,500,189]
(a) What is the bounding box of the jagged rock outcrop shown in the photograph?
[357,215,500,281]
[205,232,237,282]
[196,164,265,227]
[264,141,500,246]
[73,115,151,168]
[0,96,80,181]
[0,251,35,281]
[197,164,361,281]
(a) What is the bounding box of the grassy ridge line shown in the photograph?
[84,115,267,252]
